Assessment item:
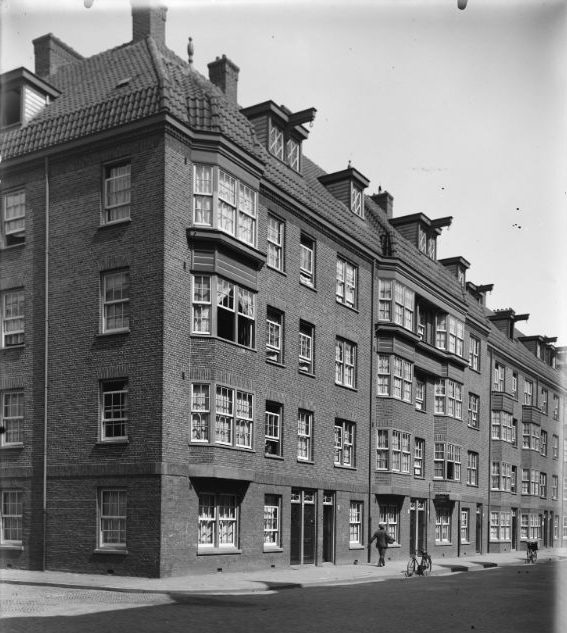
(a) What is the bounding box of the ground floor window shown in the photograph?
[435,507,451,543]
[490,511,511,541]
[563,516,567,539]
[98,489,126,549]
[349,501,363,545]
[379,504,400,544]
[264,494,281,549]
[520,513,542,540]
[198,493,238,550]
[1,490,22,545]
[460,509,470,543]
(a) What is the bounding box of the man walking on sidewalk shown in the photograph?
[370,522,395,567]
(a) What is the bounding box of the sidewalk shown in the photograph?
[1,549,565,596]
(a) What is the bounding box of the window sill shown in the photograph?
[99,218,131,229]
[188,441,255,453]
[97,329,130,338]
[263,545,283,553]
[336,301,359,314]
[1,344,25,351]
[266,358,285,368]
[0,242,25,251]
[349,544,365,551]
[198,547,241,556]
[435,542,453,547]
[0,443,24,450]
[266,265,287,277]
[264,453,284,460]
[334,464,357,471]
[0,544,23,551]
[94,548,128,555]
[335,382,358,392]
[298,369,316,378]
[297,459,314,465]
[299,281,317,292]
[467,425,480,431]
[96,439,129,445]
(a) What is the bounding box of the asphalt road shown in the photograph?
[1,560,565,633]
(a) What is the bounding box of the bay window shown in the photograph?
[377,354,413,402]
[434,379,462,418]
[377,279,414,330]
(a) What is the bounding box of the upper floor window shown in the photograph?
[269,122,284,160]
[297,409,313,461]
[268,120,302,170]
[469,336,480,370]
[375,428,411,473]
[493,362,505,392]
[467,451,479,486]
[2,190,25,246]
[414,438,425,478]
[415,378,426,411]
[100,379,128,441]
[190,383,254,449]
[104,163,131,224]
[524,379,533,406]
[299,321,314,374]
[378,279,414,331]
[1,490,22,546]
[101,270,130,333]
[468,393,479,429]
[334,419,355,467]
[541,388,548,414]
[491,411,516,444]
[287,138,300,171]
[191,275,255,349]
[1,391,23,446]
[418,226,437,260]
[266,307,283,364]
[351,183,363,217]
[434,379,462,419]
[553,395,560,421]
[193,165,257,247]
[435,315,464,356]
[377,354,413,402]
[512,372,518,397]
[2,289,24,347]
[336,257,357,308]
[434,443,461,481]
[265,401,282,457]
[299,234,315,287]
[267,215,284,271]
[335,338,357,389]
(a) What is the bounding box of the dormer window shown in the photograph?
[269,122,284,161]
[351,184,363,218]
[0,68,59,130]
[287,138,300,171]
[428,234,437,260]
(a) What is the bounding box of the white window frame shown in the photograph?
[491,410,515,444]
[377,354,413,403]
[493,362,505,392]
[299,321,314,374]
[380,504,400,544]
[100,379,128,441]
[265,402,282,457]
[299,234,315,286]
[415,378,425,411]
[434,443,461,481]
[297,409,313,461]
[524,379,534,406]
[414,437,425,478]
[1,390,24,446]
[2,190,26,246]
[264,494,281,549]
[351,183,363,217]
[469,336,480,370]
[349,501,363,545]
[101,269,130,333]
[377,279,414,330]
[1,490,22,545]
[335,338,357,388]
[269,122,284,160]
[103,162,131,224]
[286,138,300,171]
[468,393,479,428]
[191,383,210,442]
[435,508,451,544]
[267,215,284,271]
[460,508,470,543]
[98,489,127,550]
[336,256,357,308]
[266,307,283,363]
[467,451,479,486]
[435,379,462,419]
[198,493,238,550]
[376,429,389,470]
[334,419,355,467]
[2,289,24,347]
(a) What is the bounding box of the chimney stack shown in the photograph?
[131,0,167,45]
[33,34,83,78]
[208,55,240,103]
[371,191,394,219]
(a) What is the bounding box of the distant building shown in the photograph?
[0,2,564,577]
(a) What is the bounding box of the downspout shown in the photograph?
[42,156,49,571]
[487,347,493,555]
[367,259,376,562]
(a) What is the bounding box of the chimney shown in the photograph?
[32,34,83,78]
[208,55,240,103]
[131,0,167,45]
[371,191,393,219]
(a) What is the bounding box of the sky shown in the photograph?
[1,0,566,345]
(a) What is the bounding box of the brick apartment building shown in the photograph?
[0,3,564,577]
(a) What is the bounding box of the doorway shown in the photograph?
[290,489,316,565]
[322,491,335,563]
[409,499,426,555]
[475,504,482,553]
[511,508,518,550]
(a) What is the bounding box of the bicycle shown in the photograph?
[525,541,538,564]
[406,550,432,577]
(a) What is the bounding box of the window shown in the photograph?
[1,490,22,545]
[334,420,355,467]
[335,338,356,388]
[269,122,284,160]
[191,276,256,348]
[299,234,315,286]
[511,466,517,493]
[190,384,254,449]
[552,475,558,500]
[434,443,461,481]
[392,431,411,473]
[435,508,451,543]
[351,183,363,217]
[376,429,411,473]
[520,514,542,541]
[540,473,547,498]
[265,402,282,456]
[541,389,548,414]
[267,215,284,271]
[1,391,23,446]
[521,469,530,495]
[266,307,283,363]
[2,190,25,246]
[349,501,363,545]
[198,493,238,549]
[524,379,533,406]
[434,379,462,418]
[469,336,480,370]
[447,317,465,356]
[377,279,414,330]
[540,430,548,456]
[461,509,470,543]
[380,505,400,544]
[297,409,313,461]
[376,429,389,470]
[299,321,314,374]
[512,372,518,397]
[415,378,425,411]
[100,380,128,441]
[491,462,512,491]
[377,355,413,402]
[553,395,560,420]
[467,393,479,429]
[264,494,281,548]
[98,489,126,549]
[490,511,511,541]
[2,289,24,347]
[104,163,131,223]
[530,470,540,496]
[414,438,425,478]
[467,451,479,486]
[521,423,540,451]
[491,411,516,444]
[101,270,130,333]
[193,165,257,247]
[336,256,357,308]
[493,362,505,392]
[552,434,559,459]
[287,138,300,171]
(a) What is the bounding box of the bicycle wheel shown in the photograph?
[406,557,416,577]
[421,555,432,576]
[531,550,537,564]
